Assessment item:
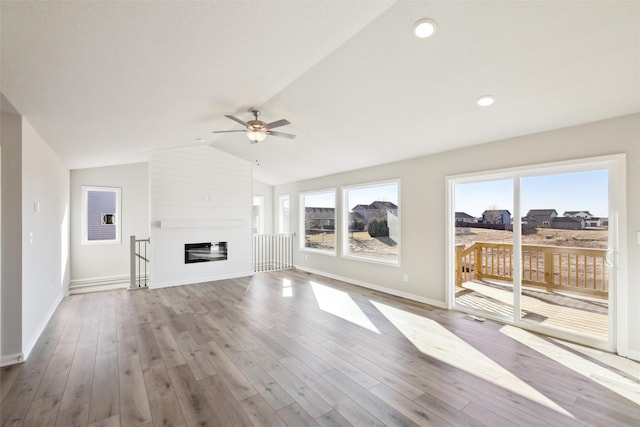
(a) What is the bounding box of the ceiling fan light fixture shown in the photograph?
[413,18,437,38]
[247,130,267,143]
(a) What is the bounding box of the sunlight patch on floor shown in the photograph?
[501,325,640,404]
[310,281,380,334]
[459,281,608,340]
[371,300,575,418]
[282,278,293,297]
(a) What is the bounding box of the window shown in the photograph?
[343,181,399,263]
[253,196,264,235]
[81,186,121,245]
[301,189,336,254]
[278,194,290,234]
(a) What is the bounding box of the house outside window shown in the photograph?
[343,180,399,263]
[301,189,336,254]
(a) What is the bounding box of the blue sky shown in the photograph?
[455,169,609,218]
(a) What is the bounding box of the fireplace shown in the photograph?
[184,242,228,264]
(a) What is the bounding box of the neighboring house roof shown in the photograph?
[369,201,398,210]
[526,209,558,217]
[352,204,370,210]
[305,207,335,220]
[351,201,398,211]
[482,209,511,216]
[455,212,475,219]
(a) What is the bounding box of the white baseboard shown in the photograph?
[626,349,640,362]
[0,353,24,367]
[149,271,254,289]
[292,265,447,309]
[69,274,129,294]
[22,292,64,361]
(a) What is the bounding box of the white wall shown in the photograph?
[0,111,22,365]
[276,113,640,358]
[70,163,149,292]
[150,147,252,288]
[21,118,69,359]
[253,179,274,234]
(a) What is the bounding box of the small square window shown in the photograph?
[81,186,121,245]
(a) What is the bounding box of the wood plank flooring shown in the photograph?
[1,269,638,426]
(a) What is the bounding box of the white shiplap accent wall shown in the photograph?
[150,147,253,288]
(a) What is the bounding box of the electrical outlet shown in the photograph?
[403,274,409,282]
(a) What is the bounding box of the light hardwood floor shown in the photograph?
[1,270,638,426]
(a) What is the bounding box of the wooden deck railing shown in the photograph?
[456,242,608,297]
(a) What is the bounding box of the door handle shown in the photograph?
[605,248,614,267]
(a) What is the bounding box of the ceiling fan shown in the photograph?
[212,108,296,143]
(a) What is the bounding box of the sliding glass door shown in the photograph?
[519,170,610,342]
[449,156,623,350]
[454,179,515,321]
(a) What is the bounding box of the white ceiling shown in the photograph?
[1,1,638,185]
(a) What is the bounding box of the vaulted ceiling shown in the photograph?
[2,1,638,184]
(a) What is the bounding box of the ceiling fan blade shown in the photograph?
[266,119,290,129]
[224,115,248,127]
[268,130,296,139]
[212,130,246,134]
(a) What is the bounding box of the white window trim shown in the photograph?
[341,179,401,266]
[81,185,121,245]
[300,189,337,256]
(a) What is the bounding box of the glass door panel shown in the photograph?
[519,170,610,341]
[454,179,514,320]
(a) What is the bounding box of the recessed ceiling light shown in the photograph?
[413,19,437,38]
[477,95,495,107]
[196,137,205,143]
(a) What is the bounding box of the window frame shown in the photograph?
[341,179,401,266]
[253,195,265,235]
[278,194,290,235]
[81,185,121,245]
[300,188,337,256]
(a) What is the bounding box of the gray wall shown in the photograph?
[21,117,69,357]
[1,112,22,363]
[1,108,69,364]
[70,163,149,291]
[276,113,640,359]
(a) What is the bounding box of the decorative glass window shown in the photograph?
[301,189,336,254]
[82,186,121,245]
[343,180,399,263]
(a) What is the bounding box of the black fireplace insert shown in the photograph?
[184,242,228,263]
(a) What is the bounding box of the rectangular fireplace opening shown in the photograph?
[185,242,228,264]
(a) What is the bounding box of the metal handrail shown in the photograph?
[130,235,150,289]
